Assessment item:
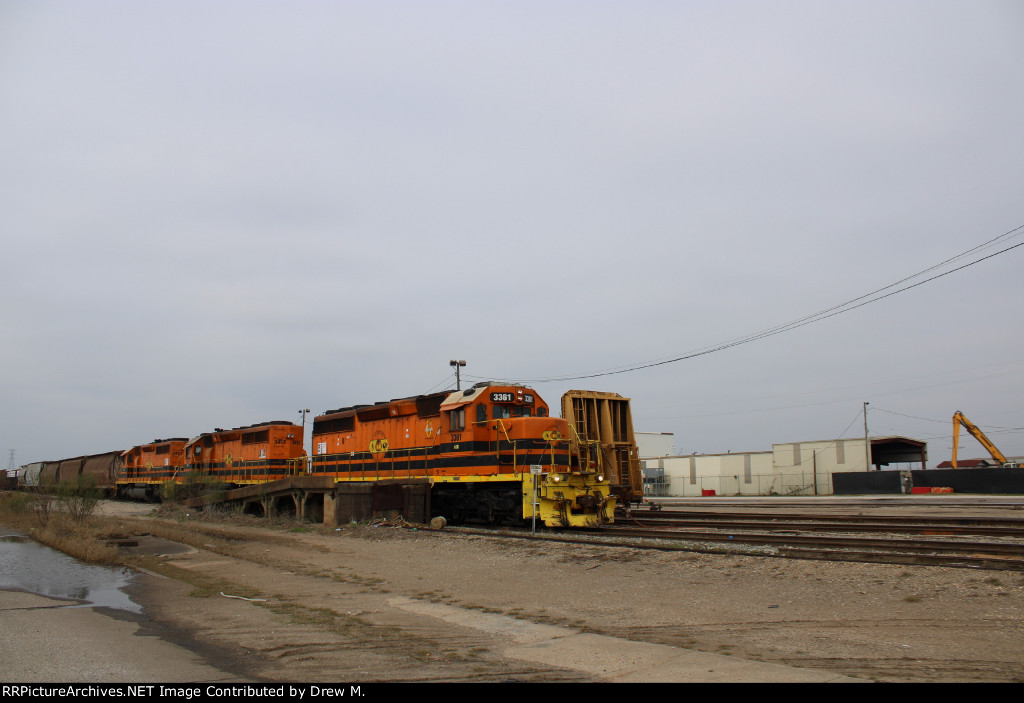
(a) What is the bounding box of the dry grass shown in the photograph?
[0,491,306,570]
[0,491,119,564]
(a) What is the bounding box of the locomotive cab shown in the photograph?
[439,383,617,526]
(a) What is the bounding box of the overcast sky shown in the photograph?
[2,1,1022,469]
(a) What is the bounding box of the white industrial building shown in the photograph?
[636,432,675,458]
[640,435,927,497]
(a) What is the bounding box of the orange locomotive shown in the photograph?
[182,421,305,484]
[311,383,617,527]
[117,437,189,499]
[117,422,306,496]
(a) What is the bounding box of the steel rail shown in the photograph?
[627,508,1024,526]
[616,512,1024,538]
[597,526,1024,557]
[427,525,1024,571]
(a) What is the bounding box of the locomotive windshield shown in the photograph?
[492,405,536,419]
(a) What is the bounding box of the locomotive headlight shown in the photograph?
[597,474,604,483]
[551,474,562,482]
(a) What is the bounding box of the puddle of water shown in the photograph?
[0,532,141,613]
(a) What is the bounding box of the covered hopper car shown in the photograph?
[29,451,123,495]
[16,462,44,489]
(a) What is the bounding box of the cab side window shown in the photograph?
[449,408,466,431]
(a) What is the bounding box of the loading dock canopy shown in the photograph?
[870,436,927,469]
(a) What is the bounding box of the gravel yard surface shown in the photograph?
[87,500,1024,683]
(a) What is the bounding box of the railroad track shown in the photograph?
[595,524,1024,571]
[432,507,1024,571]
[617,508,1024,538]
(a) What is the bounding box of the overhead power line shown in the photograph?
[470,222,1024,384]
[874,407,1024,431]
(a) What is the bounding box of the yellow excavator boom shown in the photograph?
[952,410,1010,468]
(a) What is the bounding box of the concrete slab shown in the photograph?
[0,590,245,682]
[389,596,862,683]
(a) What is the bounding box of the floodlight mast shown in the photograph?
[449,360,467,390]
[299,408,311,458]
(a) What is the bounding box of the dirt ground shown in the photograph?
[86,500,1024,684]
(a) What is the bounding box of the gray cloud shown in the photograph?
[2,1,1022,466]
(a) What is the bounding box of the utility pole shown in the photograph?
[450,359,466,390]
[298,408,311,460]
[863,401,871,471]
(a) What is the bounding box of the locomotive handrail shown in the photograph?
[493,419,515,476]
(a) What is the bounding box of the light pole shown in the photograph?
[299,408,310,455]
[863,401,871,471]
[450,359,466,390]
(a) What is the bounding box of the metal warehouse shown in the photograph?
[641,435,927,497]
